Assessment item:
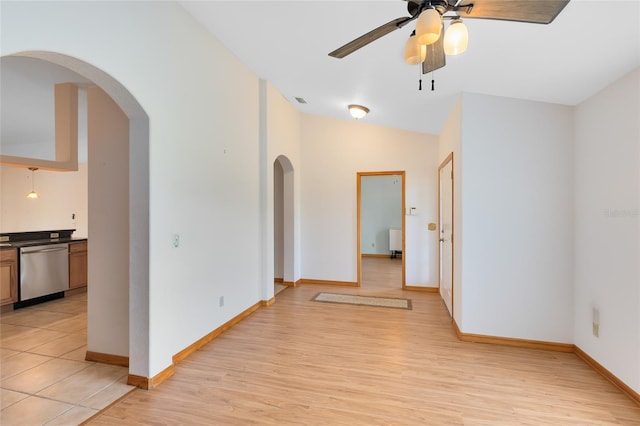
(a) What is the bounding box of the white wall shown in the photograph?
[87,86,129,357]
[2,1,262,377]
[361,175,402,255]
[0,165,88,237]
[458,93,574,343]
[574,68,640,393]
[301,114,439,287]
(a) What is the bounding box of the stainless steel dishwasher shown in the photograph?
[20,243,69,301]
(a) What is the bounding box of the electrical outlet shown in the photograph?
[592,307,600,338]
[172,234,180,248]
[219,296,224,307]
[592,323,599,337]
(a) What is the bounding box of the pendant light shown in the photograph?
[444,18,469,55]
[26,167,39,199]
[415,7,442,45]
[404,31,426,65]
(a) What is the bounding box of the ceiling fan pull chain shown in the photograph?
[431,71,435,91]
[419,66,423,91]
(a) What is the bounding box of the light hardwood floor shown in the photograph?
[361,256,402,289]
[91,258,640,425]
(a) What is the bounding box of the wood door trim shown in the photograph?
[357,171,406,288]
[437,153,454,319]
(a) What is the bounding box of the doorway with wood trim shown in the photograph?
[438,154,454,318]
[357,171,406,288]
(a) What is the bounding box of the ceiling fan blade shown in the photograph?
[456,0,570,24]
[422,25,446,74]
[329,16,415,58]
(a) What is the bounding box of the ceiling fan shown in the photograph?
[329,0,570,78]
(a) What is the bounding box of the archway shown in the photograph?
[1,51,150,379]
[273,155,295,292]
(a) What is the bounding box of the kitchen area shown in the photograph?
[0,56,135,424]
[0,178,134,424]
[1,229,87,311]
[0,56,91,312]
[0,168,135,425]
[0,228,123,425]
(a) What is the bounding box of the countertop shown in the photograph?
[0,238,87,250]
[0,230,87,250]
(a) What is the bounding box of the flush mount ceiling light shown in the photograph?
[329,0,569,88]
[348,104,369,119]
[26,167,39,200]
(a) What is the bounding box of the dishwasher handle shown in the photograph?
[21,246,68,255]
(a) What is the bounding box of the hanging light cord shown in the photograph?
[27,167,39,199]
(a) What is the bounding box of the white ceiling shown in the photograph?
[180,0,640,135]
[1,1,638,147]
[0,56,90,156]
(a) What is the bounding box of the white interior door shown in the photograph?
[439,158,453,317]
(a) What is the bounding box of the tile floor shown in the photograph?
[0,292,136,425]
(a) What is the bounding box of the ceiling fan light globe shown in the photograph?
[444,20,468,55]
[416,8,442,45]
[404,34,426,65]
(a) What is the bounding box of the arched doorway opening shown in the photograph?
[1,51,150,378]
[273,155,295,294]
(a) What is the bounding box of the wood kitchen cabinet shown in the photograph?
[0,249,18,306]
[69,241,88,289]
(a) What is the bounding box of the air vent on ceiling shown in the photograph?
[294,97,307,104]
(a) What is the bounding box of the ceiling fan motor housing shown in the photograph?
[407,1,466,18]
